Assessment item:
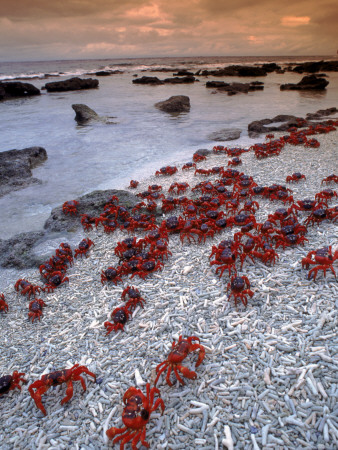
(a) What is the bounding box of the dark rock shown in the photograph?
[207,128,241,141]
[261,63,281,72]
[0,231,46,269]
[95,70,124,76]
[173,70,194,76]
[306,107,338,120]
[248,115,304,136]
[206,81,264,95]
[44,77,99,92]
[280,75,329,91]
[0,81,40,100]
[72,104,100,123]
[44,189,139,233]
[132,76,164,85]
[292,60,338,73]
[200,65,268,77]
[155,95,190,113]
[163,76,196,84]
[0,147,48,197]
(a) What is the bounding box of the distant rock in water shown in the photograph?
[44,77,99,92]
[208,128,242,141]
[163,76,196,84]
[206,81,264,95]
[199,65,268,77]
[0,81,40,100]
[132,76,164,85]
[155,95,190,113]
[0,146,47,197]
[280,75,329,91]
[72,104,100,123]
[291,60,338,73]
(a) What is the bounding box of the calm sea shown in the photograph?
[0,55,337,243]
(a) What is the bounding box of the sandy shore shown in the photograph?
[0,127,337,449]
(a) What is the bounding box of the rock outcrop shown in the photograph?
[44,189,139,233]
[72,104,100,123]
[206,81,264,95]
[0,81,40,100]
[291,60,338,73]
[44,77,99,92]
[163,76,196,84]
[0,231,46,269]
[155,96,190,113]
[280,75,329,91]
[132,76,164,85]
[199,65,268,77]
[0,147,48,197]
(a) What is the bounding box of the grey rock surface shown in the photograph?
[207,128,242,141]
[155,95,190,113]
[44,77,99,92]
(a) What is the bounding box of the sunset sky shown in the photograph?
[0,0,337,61]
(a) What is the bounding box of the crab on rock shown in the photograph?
[0,371,27,396]
[62,200,79,215]
[154,336,205,387]
[28,364,96,416]
[227,275,254,307]
[106,383,165,449]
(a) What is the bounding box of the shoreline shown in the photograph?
[0,127,337,448]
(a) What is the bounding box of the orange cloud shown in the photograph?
[281,16,311,26]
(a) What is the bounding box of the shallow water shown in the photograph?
[0,56,337,242]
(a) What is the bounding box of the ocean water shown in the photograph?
[0,55,338,243]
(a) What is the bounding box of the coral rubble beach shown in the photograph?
[0,122,338,449]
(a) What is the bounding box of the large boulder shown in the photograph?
[44,189,139,233]
[280,75,329,90]
[0,81,40,100]
[208,128,241,141]
[44,77,99,92]
[0,147,48,197]
[0,231,46,269]
[155,95,190,113]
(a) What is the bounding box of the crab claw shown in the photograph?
[177,365,197,381]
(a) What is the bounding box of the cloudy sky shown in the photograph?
[0,0,337,61]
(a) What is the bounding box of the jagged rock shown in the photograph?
[95,70,124,76]
[200,65,268,77]
[173,70,194,76]
[208,128,241,141]
[0,147,48,197]
[0,81,40,100]
[248,115,303,136]
[72,104,100,123]
[280,75,329,90]
[155,95,190,113]
[194,149,212,157]
[44,77,99,92]
[0,231,46,269]
[44,189,139,233]
[132,76,164,85]
[306,107,338,120]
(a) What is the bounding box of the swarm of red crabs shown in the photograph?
[2,118,338,449]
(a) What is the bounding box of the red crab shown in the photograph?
[0,293,8,313]
[275,233,308,249]
[285,173,306,183]
[321,174,338,185]
[28,298,47,322]
[182,162,196,171]
[104,305,131,334]
[228,157,242,166]
[43,271,69,292]
[304,208,329,226]
[315,189,337,203]
[0,371,27,396]
[106,383,165,449]
[29,364,96,416]
[74,238,94,258]
[101,267,123,285]
[150,239,172,260]
[227,275,253,307]
[129,180,139,189]
[81,214,96,231]
[154,336,205,387]
[193,153,207,163]
[62,200,79,215]
[121,286,146,310]
[168,182,189,195]
[210,248,237,277]
[155,166,178,176]
[227,213,256,228]
[291,199,326,213]
[130,259,164,280]
[302,247,338,280]
[14,279,41,298]
[114,237,143,258]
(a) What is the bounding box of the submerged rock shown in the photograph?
[208,128,242,141]
[0,81,40,100]
[155,95,190,113]
[44,77,99,92]
[0,146,48,197]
